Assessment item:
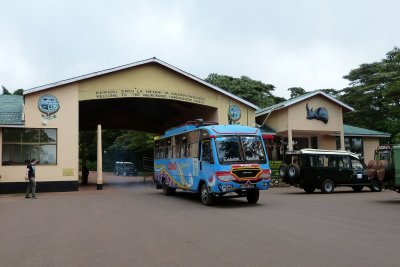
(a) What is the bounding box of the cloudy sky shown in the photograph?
[1,0,399,98]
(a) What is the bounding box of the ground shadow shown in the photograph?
[153,190,264,208]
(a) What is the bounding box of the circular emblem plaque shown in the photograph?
[38,94,60,119]
[228,105,241,122]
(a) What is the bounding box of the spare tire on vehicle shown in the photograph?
[376,160,388,181]
[287,164,300,181]
[279,164,288,179]
[367,160,378,180]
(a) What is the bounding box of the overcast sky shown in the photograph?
[1,0,399,98]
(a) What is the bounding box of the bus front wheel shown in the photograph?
[162,179,175,195]
[200,183,215,206]
[246,189,259,204]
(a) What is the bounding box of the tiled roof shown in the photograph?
[256,90,354,116]
[0,95,24,126]
[257,123,390,138]
[344,124,390,137]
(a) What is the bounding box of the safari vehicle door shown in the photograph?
[313,154,341,183]
[349,156,368,183]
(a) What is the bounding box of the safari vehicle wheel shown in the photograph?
[246,189,260,204]
[352,185,364,192]
[303,185,316,193]
[321,179,334,194]
[201,183,215,206]
[370,180,383,192]
[279,164,288,179]
[287,164,300,180]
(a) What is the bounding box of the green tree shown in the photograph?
[13,89,24,95]
[288,87,306,98]
[205,74,277,108]
[340,47,400,142]
[110,131,155,154]
[318,88,341,98]
[2,85,11,95]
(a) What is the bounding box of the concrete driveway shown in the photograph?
[1,174,400,267]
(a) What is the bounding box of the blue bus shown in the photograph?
[154,120,271,205]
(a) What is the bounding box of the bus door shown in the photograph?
[200,139,215,185]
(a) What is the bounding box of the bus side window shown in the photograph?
[201,141,213,163]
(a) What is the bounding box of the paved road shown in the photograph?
[1,175,400,267]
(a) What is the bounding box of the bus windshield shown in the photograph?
[215,135,266,164]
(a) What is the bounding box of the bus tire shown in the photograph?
[246,189,259,204]
[200,183,215,206]
[162,179,175,195]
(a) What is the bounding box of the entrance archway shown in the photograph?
[79,97,218,189]
[79,97,217,133]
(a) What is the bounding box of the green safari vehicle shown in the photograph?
[367,145,400,193]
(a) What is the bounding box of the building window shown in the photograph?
[336,137,363,157]
[2,128,57,165]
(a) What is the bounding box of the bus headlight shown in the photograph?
[259,169,271,180]
[216,172,235,182]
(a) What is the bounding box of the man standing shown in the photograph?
[25,159,38,199]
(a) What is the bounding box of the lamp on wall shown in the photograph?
[42,118,48,125]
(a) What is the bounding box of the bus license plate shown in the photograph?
[240,184,255,189]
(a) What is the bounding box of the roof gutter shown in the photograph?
[0,124,25,128]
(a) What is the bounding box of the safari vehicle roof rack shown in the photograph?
[286,149,359,158]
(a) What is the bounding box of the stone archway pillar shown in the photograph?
[97,124,103,190]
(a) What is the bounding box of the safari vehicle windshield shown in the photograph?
[215,135,266,164]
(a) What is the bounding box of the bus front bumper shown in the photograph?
[214,179,270,193]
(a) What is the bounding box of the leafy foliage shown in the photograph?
[340,47,400,141]
[79,129,156,171]
[2,86,11,95]
[205,73,278,108]
[110,131,155,154]
[13,89,24,95]
[288,87,306,98]
[318,88,341,98]
[1,86,24,95]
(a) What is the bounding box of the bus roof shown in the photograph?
[163,123,260,138]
